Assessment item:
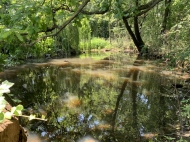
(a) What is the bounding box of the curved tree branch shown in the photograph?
[26,0,90,47]
[53,3,110,15]
[138,0,163,10]
[123,0,164,19]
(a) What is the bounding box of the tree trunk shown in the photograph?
[122,17,145,54]
[161,0,172,33]
[121,0,165,54]
[134,16,145,51]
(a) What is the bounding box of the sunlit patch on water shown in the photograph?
[32,63,49,67]
[103,108,114,115]
[90,123,111,131]
[119,77,131,82]
[77,135,99,142]
[141,133,157,140]
[142,88,151,96]
[48,58,98,66]
[63,93,82,108]
[96,124,111,130]
[85,69,116,80]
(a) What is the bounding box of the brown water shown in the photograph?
[1,53,190,142]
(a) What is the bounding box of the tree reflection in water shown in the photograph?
[1,53,186,141]
[77,135,99,142]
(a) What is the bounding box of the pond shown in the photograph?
[1,52,190,142]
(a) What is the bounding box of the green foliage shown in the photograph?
[79,52,110,58]
[79,17,92,50]
[89,13,129,49]
[162,14,190,67]
[91,37,111,49]
[181,98,190,118]
[164,135,176,141]
[55,23,80,55]
[0,0,189,70]
[0,53,7,71]
[0,0,87,66]
[80,37,111,50]
[0,80,47,123]
[90,16,109,38]
[176,137,188,142]
[35,37,55,57]
[0,80,23,123]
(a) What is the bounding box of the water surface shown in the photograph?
[1,53,189,142]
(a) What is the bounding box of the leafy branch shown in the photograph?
[24,0,90,47]
[0,80,47,123]
[123,0,164,19]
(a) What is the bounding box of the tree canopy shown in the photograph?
[0,0,189,68]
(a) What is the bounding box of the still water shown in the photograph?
[1,53,189,142]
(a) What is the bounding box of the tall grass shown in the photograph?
[79,37,111,50]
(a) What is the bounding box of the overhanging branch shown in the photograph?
[138,0,163,10]
[123,0,164,19]
[25,0,90,47]
[53,3,110,15]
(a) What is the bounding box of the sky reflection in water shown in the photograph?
[0,53,184,142]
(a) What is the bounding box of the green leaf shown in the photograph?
[41,115,45,119]
[0,96,6,112]
[4,112,12,119]
[29,114,36,120]
[11,107,16,114]
[8,94,14,97]
[2,80,14,88]
[0,30,12,39]
[12,99,22,103]
[11,105,23,115]
[15,32,24,42]
[16,105,24,111]
[13,110,20,116]
[0,112,4,123]
[0,80,14,94]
